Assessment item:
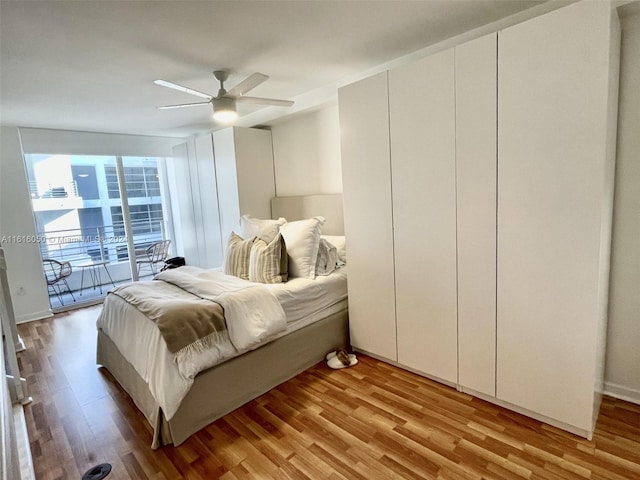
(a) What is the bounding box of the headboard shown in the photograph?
[271,194,344,235]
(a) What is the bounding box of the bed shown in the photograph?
[96,194,349,448]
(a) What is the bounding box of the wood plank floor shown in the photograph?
[17,306,640,480]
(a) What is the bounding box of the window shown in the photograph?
[72,165,99,199]
[111,204,164,236]
[105,166,120,199]
[104,163,161,199]
[25,154,170,268]
[23,147,174,311]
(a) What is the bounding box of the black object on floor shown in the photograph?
[82,463,112,480]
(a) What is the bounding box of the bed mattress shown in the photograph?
[96,267,347,420]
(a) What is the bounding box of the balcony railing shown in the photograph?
[30,181,84,212]
[29,180,80,199]
[39,219,167,309]
[38,219,166,265]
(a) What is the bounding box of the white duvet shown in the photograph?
[153,267,287,353]
[96,267,347,420]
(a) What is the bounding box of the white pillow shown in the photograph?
[279,216,325,279]
[315,237,340,276]
[240,215,286,243]
[321,235,346,264]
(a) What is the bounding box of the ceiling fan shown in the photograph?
[154,70,294,123]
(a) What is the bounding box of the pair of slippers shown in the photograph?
[326,347,358,369]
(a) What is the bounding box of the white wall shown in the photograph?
[0,127,52,322]
[270,105,342,196]
[19,128,180,156]
[605,9,640,404]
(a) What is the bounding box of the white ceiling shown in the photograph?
[0,0,547,139]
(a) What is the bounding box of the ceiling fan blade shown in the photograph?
[154,80,212,100]
[158,102,211,110]
[236,96,294,107]
[226,73,269,98]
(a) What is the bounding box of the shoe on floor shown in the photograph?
[327,348,358,369]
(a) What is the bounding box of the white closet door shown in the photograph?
[213,127,275,250]
[169,142,198,265]
[339,72,397,361]
[213,128,241,248]
[497,1,617,431]
[456,33,497,397]
[194,134,224,268]
[390,49,458,383]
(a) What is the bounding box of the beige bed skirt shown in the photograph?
[97,308,349,448]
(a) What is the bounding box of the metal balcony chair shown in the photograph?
[43,258,76,305]
[135,239,171,276]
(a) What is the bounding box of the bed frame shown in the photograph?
[97,194,348,448]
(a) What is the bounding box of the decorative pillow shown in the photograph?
[223,232,255,280]
[240,215,286,243]
[279,216,325,279]
[315,237,341,276]
[249,232,288,283]
[321,235,347,264]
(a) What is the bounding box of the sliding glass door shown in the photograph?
[24,154,172,311]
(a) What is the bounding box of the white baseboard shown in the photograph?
[604,381,640,405]
[16,309,52,324]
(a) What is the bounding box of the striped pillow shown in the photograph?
[224,232,255,280]
[249,232,288,283]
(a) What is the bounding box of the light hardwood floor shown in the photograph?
[17,306,640,480]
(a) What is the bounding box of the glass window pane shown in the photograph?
[24,153,170,310]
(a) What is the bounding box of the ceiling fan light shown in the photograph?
[212,97,238,123]
[213,109,238,123]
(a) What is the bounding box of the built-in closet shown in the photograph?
[212,127,276,246]
[455,32,498,398]
[171,127,275,268]
[339,0,620,438]
[390,48,459,385]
